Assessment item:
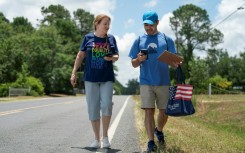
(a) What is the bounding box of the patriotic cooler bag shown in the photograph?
[165,65,195,116]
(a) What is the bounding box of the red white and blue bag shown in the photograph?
[165,65,195,116]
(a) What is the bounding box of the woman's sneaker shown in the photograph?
[154,127,165,144]
[101,137,111,148]
[90,139,100,148]
[147,140,157,152]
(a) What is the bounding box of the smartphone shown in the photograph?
[140,49,148,59]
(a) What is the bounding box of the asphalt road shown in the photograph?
[0,95,141,153]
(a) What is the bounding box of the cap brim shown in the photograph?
[143,20,154,25]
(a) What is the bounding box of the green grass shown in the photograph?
[194,94,245,102]
[192,101,244,136]
[133,94,245,153]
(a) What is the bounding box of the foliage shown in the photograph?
[11,17,34,33]
[125,78,140,95]
[13,63,29,88]
[40,4,71,25]
[0,3,245,96]
[170,4,223,78]
[227,52,245,91]
[113,80,125,95]
[189,58,209,94]
[73,9,94,36]
[0,12,9,23]
[26,76,44,96]
[208,75,232,89]
[9,63,44,96]
[206,48,223,76]
[49,66,73,94]
[206,49,245,91]
[0,6,119,96]
[0,83,9,97]
[0,20,13,40]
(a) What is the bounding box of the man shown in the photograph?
[129,10,178,152]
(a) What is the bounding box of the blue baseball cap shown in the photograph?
[143,11,158,25]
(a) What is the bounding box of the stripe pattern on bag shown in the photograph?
[175,84,193,100]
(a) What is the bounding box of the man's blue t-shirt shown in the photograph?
[80,32,119,82]
[129,32,176,85]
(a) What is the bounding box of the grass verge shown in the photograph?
[0,94,83,103]
[133,95,245,153]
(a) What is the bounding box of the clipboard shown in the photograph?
[157,51,183,67]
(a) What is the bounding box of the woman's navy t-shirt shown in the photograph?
[80,32,119,82]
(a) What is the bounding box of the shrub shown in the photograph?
[26,76,44,96]
[0,83,9,97]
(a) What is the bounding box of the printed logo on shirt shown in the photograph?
[91,42,110,69]
[147,43,157,54]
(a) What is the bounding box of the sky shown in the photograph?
[1,0,245,86]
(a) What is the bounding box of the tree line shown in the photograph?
[0,4,244,97]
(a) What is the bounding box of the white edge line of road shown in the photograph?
[108,96,131,142]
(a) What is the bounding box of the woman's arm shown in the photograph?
[70,51,86,87]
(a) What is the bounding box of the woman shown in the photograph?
[70,14,119,148]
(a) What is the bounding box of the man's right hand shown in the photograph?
[137,52,147,62]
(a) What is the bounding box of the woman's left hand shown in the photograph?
[104,55,119,62]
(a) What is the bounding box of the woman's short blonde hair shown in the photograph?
[93,14,111,31]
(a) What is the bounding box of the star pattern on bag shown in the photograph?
[169,86,177,100]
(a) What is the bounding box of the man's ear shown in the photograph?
[156,20,159,25]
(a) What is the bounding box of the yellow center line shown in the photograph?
[0,110,23,116]
[0,100,79,117]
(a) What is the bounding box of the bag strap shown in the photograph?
[137,36,142,67]
[175,65,185,84]
[163,33,169,51]
[138,36,140,51]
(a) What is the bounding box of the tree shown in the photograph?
[0,35,24,84]
[214,50,230,78]
[73,9,94,36]
[0,12,9,23]
[226,52,245,91]
[0,19,13,41]
[0,4,123,96]
[170,4,223,77]
[114,80,125,95]
[40,4,71,25]
[40,5,79,43]
[13,63,29,88]
[125,78,140,95]
[189,58,209,94]
[206,48,225,76]
[28,26,62,94]
[10,63,44,96]
[11,17,34,33]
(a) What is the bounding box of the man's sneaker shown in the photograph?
[154,127,165,144]
[101,137,111,148]
[90,139,100,148]
[147,140,157,152]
